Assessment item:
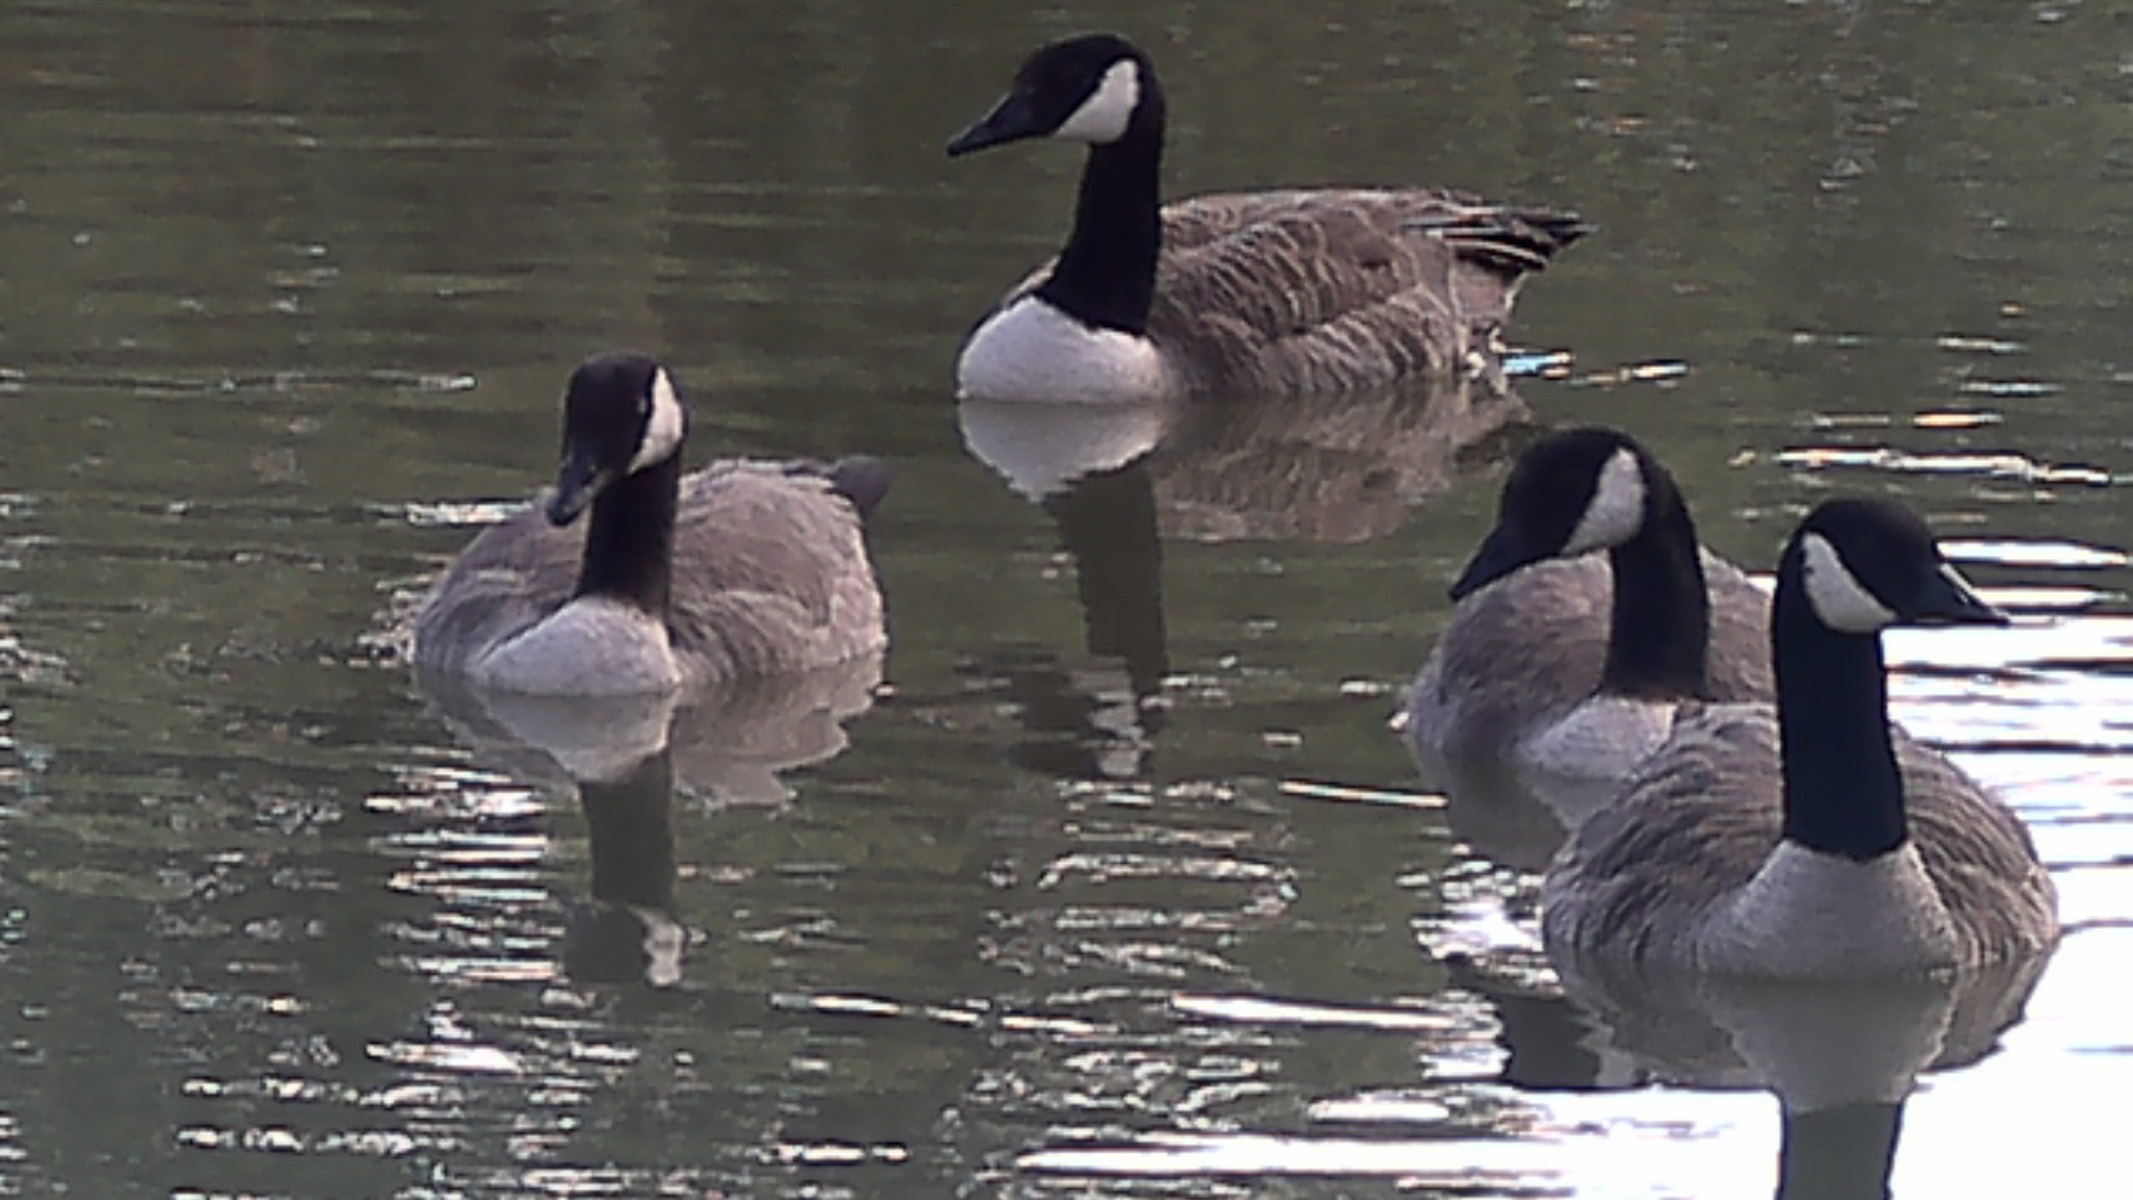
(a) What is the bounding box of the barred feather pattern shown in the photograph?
[1146,188,1586,393]
[412,459,885,686]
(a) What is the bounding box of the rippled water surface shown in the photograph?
[2,2,2129,1197]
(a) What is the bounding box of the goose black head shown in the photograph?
[1451,427,1664,601]
[547,352,689,527]
[1784,498,2006,634]
[947,33,1159,155]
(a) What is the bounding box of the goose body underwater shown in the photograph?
[1401,428,1773,789]
[947,33,1590,404]
[1543,497,2058,978]
[411,353,890,696]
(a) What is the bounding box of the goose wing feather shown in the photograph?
[1901,747,2059,965]
[662,461,886,679]
[1147,189,1588,392]
[1542,707,1791,963]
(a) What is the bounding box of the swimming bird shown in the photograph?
[411,352,889,695]
[946,32,1589,403]
[1542,497,2058,978]
[1401,427,1772,793]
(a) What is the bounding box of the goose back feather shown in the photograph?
[1404,546,1772,764]
[1145,189,1591,395]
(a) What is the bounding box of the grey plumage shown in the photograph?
[1124,190,1588,395]
[1543,706,2058,973]
[414,459,887,684]
[1404,546,1773,764]
[1540,497,2059,978]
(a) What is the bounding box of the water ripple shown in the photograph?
[1777,444,2116,486]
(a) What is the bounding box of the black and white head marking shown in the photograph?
[1563,446,1649,557]
[1799,532,1899,633]
[628,367,687,474]
[1789,497,2006,634]
[547,352,691,528]
[945,34,1157,159]
[1052,58,1141,144]
[1448,428,1670,601]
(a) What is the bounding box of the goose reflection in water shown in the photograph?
[415,653,882,987]
[957,377,1536,781]
[1448,941,2052,1199]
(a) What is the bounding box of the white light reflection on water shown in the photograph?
[1016,1095,1774,1197]
[1940,538,2130,570]
[1776,444,2117,486]
[988,543,2133,1198]
[1012,1019,2133,1197]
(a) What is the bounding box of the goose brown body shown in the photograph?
[1123,189,1585,395]
[411,354,888,695]
[951,34,1587,403]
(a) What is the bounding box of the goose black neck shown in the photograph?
[1777,1101,1904,1200]
[580,750,679,910]
[573,453,680,618]
[1036,100,1165,335]
[1599,483,1711,698]
[1774,576,1906,861]
[1047,459,1168,699]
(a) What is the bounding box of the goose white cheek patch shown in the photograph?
[1800,532,1897,632]
[629,368,687,473]
[1563,447,1646,556]
[1053,59,1140,144]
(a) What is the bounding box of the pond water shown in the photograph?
[1,1,2128,1197]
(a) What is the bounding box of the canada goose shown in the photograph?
[946,33,1589,403]
[410,352,889,696]
[1401,427,1772,790]
[1542,497,2059,977]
